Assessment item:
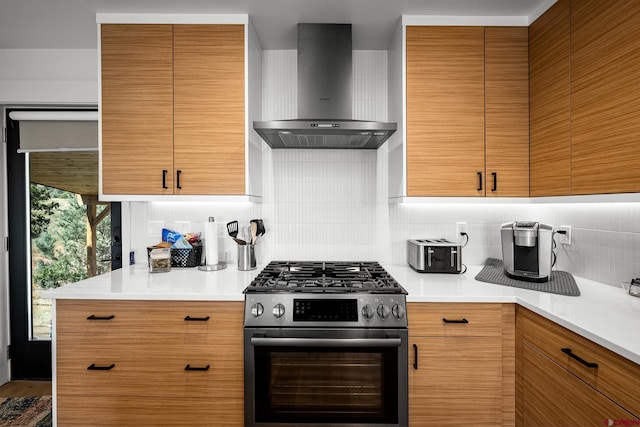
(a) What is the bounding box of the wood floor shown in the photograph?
[0,380,52,397]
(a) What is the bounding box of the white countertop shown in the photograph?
[43,263,640,365]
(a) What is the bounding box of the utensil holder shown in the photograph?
[238,244,256,271]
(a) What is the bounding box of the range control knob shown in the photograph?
[361,304,375,320]
[251,303,264,318]
[272,303,285,318]
[377,304,391,319]
[392,304,406,320]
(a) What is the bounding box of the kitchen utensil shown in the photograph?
[250,219,266,243]
[226,220,247,245]
[226,221,238,238]
[250,221,258,245]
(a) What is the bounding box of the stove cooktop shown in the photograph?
[244,261,407,294]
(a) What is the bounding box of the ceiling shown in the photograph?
[30,151,98,196]
[0,0,553,50]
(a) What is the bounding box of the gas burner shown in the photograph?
[314,277,334,286]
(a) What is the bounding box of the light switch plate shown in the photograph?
[148,221,164,238]
[173,221,190,234]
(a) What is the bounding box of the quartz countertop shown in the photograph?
[42,262,640,364]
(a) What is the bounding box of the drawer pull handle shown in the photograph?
[87,364,115,371]
[185,364,210,371]
[184,316,210,322]
[413,344,418,370]
[561,348,599,369]
[86,315,115,320]
[442,318,469,324]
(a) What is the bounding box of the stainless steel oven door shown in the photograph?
[244,328,408,427]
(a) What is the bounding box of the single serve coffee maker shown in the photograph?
[501,221,554,282]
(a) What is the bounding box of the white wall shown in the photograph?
[0,49,98,105]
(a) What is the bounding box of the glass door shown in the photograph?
[6,110,121,379]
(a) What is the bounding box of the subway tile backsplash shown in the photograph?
[129,50,640,290]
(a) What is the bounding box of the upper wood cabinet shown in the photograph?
[485,27,530,197]
[173,25,245,195]
[529,0,572,197]
[406,26,485,197]
[100,21,257,198]
[405,26,529,197]
[101,24,174,195]
[530,0,640,196]
[570,0,640,195]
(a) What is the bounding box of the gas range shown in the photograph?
[243,261,408,329]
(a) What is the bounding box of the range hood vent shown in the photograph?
[254,23,397,149]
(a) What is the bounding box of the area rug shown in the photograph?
[0,396,51,427]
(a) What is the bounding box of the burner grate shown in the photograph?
[245,261,406,294]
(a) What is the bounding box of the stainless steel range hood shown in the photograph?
[253,24,397,149]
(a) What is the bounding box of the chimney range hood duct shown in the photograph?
[253,23,397,149]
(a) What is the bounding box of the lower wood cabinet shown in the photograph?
[519,307,640,426]
[408,303,515,426]
[522,343,635,427]
[55,299,244,426]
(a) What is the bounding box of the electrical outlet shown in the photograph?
[557,225,572,245]
[456,222,468,235]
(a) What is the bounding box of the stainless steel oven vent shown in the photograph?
[253,24,397,149]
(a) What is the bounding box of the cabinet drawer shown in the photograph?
[57,299,243,335]
[57,395,243,426]
[522,308,640,417]
[57,332,242,399]
[523,342,636,427]
[408,303,503,337]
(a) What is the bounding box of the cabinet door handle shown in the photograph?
[184,315,210,322]
[162,169,169,189]
[87,363,115,371]
[477,172,483,191]
[86,314,115,321]
[176,170,182,189]
[491,172,497,192]
[561,348,599,369]
[185,364,210,371]
[413,344,418,370]
[442,318,469,324]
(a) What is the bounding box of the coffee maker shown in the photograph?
[501,222,554,282]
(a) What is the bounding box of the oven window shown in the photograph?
[254,347,398,424]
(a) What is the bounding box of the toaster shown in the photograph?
[407,239,463,273]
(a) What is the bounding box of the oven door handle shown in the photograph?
[250,337,403,348]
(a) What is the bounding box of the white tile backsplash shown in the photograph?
[128,49,640,290]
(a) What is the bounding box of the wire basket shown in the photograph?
[147,243,203,268]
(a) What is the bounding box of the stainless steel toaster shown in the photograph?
[407,239,463,273]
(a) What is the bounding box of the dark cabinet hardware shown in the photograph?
[86,315,115,320]
[184,315,210,322]
[176,170,182,189]
[185,364,210,371]
[561,348,599,369]
[491,172,497,192]
[413,344,418,370]
[162,169,168,189]
[442,318,469,324]
[87,363,115,371]
[477,172,483,191]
